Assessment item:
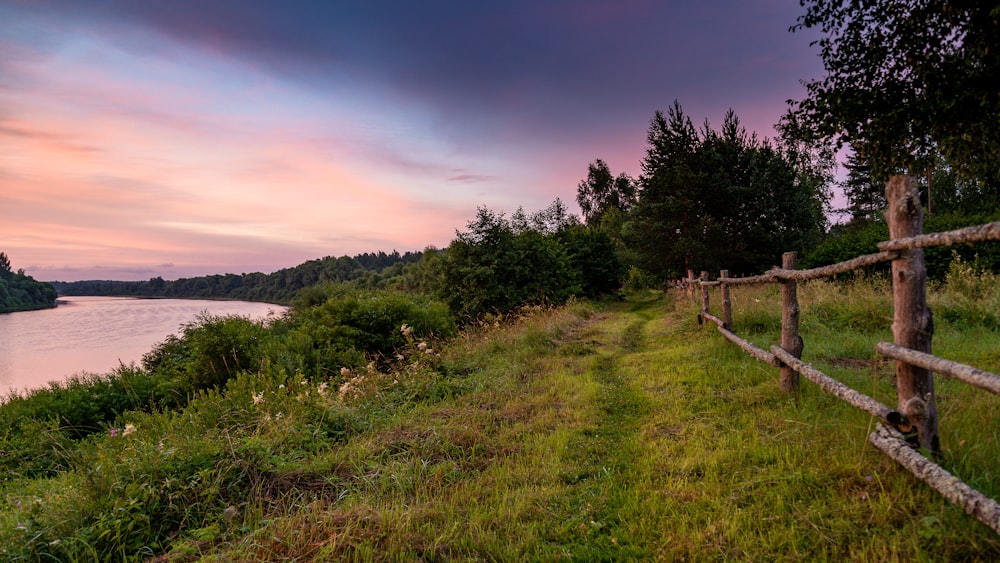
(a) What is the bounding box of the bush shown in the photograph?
[143,313,271,393]
[273,284,455,376]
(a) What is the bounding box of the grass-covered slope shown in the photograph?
[2,278,999,560]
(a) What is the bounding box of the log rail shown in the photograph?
[682,175,1000,536]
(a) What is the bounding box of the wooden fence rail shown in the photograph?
[684,175,1000,535]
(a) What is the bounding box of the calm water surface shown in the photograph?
[0,296,286,396]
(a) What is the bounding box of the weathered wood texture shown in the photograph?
[879,221,1000,251]
[877,342,1000,396]
[780,252,803,394]
[886,175,938,452]
[700,310,782,366]
[720,270,732,329]
[700,271,710,318]
[771,346,897,422]
[718,251,898,285]
[870,423,1000,535]
[720,327,782,367]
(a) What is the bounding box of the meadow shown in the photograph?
[1,265,998,561]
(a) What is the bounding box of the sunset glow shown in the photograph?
[1,1,824,281]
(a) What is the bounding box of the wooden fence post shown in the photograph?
[699,271,709,323]
[780,252,803,393]
[720,270,732,329]
[687,269,695,299]
[886,175,938,451]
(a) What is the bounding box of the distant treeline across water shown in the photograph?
[50,250,423,305]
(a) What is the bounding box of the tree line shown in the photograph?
[0,253,57,314]
[50,251,423,305]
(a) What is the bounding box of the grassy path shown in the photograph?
[23,292,995,561]
[195,292,999,561]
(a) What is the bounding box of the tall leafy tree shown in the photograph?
[790,0,1000,185]
[624,101,703,277]
[576,159,637,225]
[625,102,829,279]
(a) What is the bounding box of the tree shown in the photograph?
[576,159,637,225]
[0,252,11,279]
[440,205,577,319]
[624,101,702,277]
[624,103,829,279]
[840,151,887,224]
[790,0,1000,185]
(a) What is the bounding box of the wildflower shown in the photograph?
[278,384,285,390]
[341,367,351,377]
[418,342,428,351]
[396,354,405,361]
[275,412,283,420]
[109,428,120,437]
[424,347,433,355]
[16,522,26,530]
[252,392,265,405]
[317,382,328,397]
[400,323,413,337]
[157,440,165,452]
[123,424,137,436]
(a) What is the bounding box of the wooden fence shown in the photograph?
[685,175,1000,535]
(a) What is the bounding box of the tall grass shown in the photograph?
[0,279,998,560]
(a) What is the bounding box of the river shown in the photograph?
[0,296,286,397]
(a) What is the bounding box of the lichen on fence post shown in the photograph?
[720,270,732,329]
[780,252,803,394]
[886,175,939,452]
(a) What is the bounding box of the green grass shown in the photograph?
[2,282,999,561]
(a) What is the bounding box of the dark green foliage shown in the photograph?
[0,365,168,477]
[0,252,57,313]
[840,151,887,223]
[142,314,270,392]
[557,225,625,298]
[274,284,456,376]
[791,0,1000,186]
[576,159,637,225]
[440,206,579,320]
[805,212,1000,280]
[624,103,829,279]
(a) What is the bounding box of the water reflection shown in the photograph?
[0,296,285,396]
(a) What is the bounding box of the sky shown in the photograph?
[0,0,827,282]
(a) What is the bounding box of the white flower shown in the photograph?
[252,393,265,405]
[317,382,328,397]
[278,384,285,390]
[400,323,413,337]
[123,424,137,436]
[418,342,428,351]
[341,367,351,377]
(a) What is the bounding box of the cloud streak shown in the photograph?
[0,0,825,281]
